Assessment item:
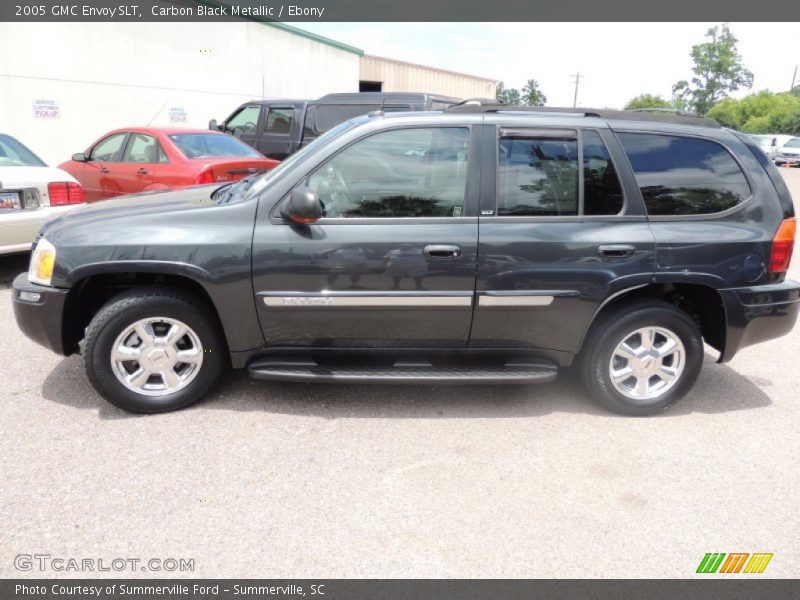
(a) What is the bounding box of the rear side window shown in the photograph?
[265,107,293,134]
[618,133,751,216]
[498,133,579,216]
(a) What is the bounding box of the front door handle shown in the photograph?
[137,168,149,175]
[424,244,462,259]
[597,244,636,258]
[98,167,110,174]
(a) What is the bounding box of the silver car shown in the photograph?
[0,134,85,254]
[775,137,800,167]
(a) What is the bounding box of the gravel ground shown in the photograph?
[1,170,799,579]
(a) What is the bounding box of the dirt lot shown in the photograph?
[1,169,799,578]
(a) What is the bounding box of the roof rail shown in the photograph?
[629,107,703,117]
[444,102,721,128]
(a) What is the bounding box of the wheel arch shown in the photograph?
[578,282,726,358]
[62,266,228,356]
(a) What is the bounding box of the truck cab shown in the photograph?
[213,93,460,160]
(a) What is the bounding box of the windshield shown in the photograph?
[750,135,774,145]
[168,133,263,159]
[240,118,362,200]
[0,134,47,167]
[784,139,800,148]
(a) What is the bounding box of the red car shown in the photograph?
[59,127,280,202]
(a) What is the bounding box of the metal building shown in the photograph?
[359,55,498,100]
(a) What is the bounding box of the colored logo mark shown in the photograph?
[696,553,773,574]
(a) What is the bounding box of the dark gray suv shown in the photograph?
[12,105,800,415]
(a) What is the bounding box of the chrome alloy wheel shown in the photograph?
[608,326,685,401]
[110,317,204,397]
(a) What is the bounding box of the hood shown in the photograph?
[779,146,800,155]
[0,165,78,187]
[39,184,222,240]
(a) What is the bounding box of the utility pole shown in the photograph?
[792,66,798,92]
[571,72,582,108]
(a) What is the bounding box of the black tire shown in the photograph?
[578,299,703,416]
[84,287,227,413]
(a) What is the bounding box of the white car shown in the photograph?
[748,134,795,161]
[0,133,85,254]
[775,137,800,167]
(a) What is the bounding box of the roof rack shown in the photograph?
[629,107,702,117]
[444,100,721,128]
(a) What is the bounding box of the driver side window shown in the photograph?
[307,127,470,218]
[226,105,261,134]
[91,133,127,162]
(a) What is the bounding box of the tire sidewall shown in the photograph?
[85,291,225,413]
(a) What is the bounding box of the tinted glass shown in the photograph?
[0,134,46,167]
[91,133,127,162]
[497,135,578,216]
[618,133,751,216]
[169,134,263,159]
[583,130,623,215]
[314,104,381,132]
[226,105,261,133]
[265,107,293,134]
[785,139,800,148]
[308,127,470,218]
[122,133,168,164]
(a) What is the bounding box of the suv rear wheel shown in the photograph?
[84,288,226,413]
[579,300,703,416]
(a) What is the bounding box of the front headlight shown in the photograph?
[29,238,57,286]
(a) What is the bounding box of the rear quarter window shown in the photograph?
[617,133,751,216]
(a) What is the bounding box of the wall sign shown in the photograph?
[32,99,60,118]
[168,106,188,123]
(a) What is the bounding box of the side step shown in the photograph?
[247,357,558,385]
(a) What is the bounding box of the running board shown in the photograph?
[247,357,558,384]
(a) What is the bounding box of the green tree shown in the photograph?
[706,90,800,134]
[672,24,754,115]
[624,94,672,110]
[521,79,547,106]
[496,80,541,106]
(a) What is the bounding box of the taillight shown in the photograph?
[770,217,796,274]
[48,182,85,206]
[194,169,215,184]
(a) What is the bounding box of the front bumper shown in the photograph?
[775,156,800,166]
[12,273,71,355]
[718,279,800,362]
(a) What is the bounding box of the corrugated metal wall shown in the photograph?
[360,55,497,99]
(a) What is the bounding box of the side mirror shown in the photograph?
[72,152,87,162]
[282,187,322,225]
[208,119,218,131]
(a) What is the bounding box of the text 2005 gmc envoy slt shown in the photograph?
[12,104,800,415]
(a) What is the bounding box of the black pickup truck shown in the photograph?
[13,104,800,415]
[210,92,459,159]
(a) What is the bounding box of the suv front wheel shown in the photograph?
[84,288,227,413]
[579,300,703,416]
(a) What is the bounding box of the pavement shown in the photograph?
[1,169,799,579]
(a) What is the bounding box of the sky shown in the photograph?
[299,22,799,108]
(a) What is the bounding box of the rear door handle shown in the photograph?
[99,167,110,174]
[597,244,636,258]
[423,244,462,259]
[137,168,149,175]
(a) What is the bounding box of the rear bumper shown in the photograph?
[12,273,71,356]
[718,279,800,362]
